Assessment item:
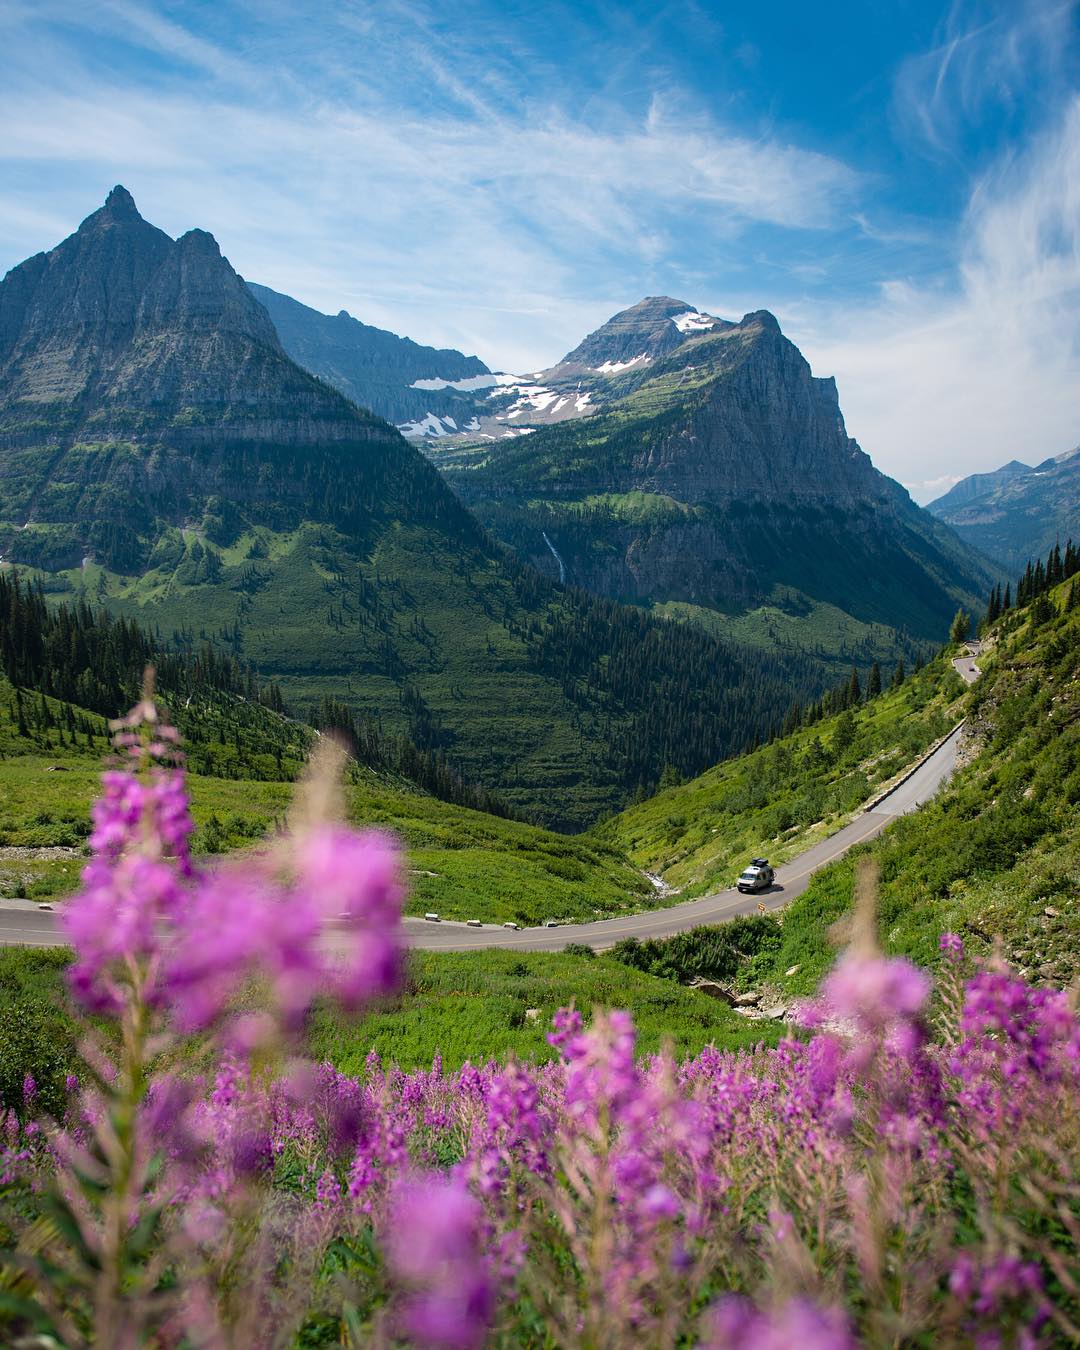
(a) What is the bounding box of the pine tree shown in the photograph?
[833,709,856,754]
[1030,592,1055,626]
[867,661,882,698]
[847,667,861,706]
[950,608,971,644]
[890,658,905,690]
[1002,583,1011,611]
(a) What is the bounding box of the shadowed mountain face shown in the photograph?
[0,190,821,827]
[0,188,475,579]
[436,302,998,672]
[927,450,1079,573]
[246,282,492,432]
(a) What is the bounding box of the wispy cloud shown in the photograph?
[894,0,1077,151]
[0,2,858,368]
[793,92,1080,498]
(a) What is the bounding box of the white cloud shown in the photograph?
[791,95,1080,500]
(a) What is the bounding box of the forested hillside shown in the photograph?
[597,650,964,896]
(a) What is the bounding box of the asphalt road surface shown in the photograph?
[952,643,982,685]
[0,723,965,954]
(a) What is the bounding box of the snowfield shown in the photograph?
[409,374,499,392]
[594,354,651,373]
[671,311,718,333]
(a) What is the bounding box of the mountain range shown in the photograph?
[926,449,1078,573]
[0,187,821,827]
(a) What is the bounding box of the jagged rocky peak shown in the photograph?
[0,186,282,404]
[557,295,732,372]
[101,184,140,218]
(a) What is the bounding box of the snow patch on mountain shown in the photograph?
[595,355,651,374]
[399,412,459,437]
[671,311,717,333]
[410,374,500,392]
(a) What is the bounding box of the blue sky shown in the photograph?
[1,0,1078,498]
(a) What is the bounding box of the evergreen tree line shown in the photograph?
[317,698,525,822]
[0,572,287,719]
[772,654,912,745]
[984,538,1078,623]
[510,570,824,802]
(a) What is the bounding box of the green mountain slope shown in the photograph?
[0,190,820,828]
[435,302,997,675]
[0,636,651,926]
[610,563,1080,1000]
[596,653,965,898]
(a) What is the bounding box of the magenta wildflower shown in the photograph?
[387,1173,494,1349]
[706,1295,856,1348]
[822,953,930,1032]
[939,931,965,961]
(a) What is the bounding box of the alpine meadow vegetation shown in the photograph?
[1,698,1078,1347]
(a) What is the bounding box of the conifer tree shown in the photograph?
[949,608,971,644]
[867,661,882,698]
[847,667,861,706]
[890,658,905,689]
[833,709,856,754]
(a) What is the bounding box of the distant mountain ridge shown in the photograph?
[927,449,1079,572]
[245,282,493,431]
[0,188,821,827]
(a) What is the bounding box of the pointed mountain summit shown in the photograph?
[0,193,816,825]
[555,296,730,372]
[0,186,282,410]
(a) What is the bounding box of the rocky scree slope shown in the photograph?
[0,189,818,828]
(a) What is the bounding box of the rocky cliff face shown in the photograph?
[445,302,996,659]
[0,187,469,571]
[246,282,491,430]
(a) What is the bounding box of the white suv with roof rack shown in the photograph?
[736,858,774,893]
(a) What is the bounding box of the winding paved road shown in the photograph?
[0,723,966,954]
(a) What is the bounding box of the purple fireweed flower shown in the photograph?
[706,1295,856,1349]
[387,1173,494,1349]
[315,1167,341,1210]
[22,1073,36,1105]
[822,954,931,1033]
[961,973,1074,1061]
[547,1005,583,1052]
[940,932,965,962]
